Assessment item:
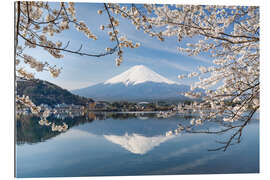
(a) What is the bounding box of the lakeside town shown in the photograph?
[16,100,195,119]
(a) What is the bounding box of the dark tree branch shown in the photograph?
[26,2,30,24]
[18,32,117,57]
[62,41,70,50]
[15,1,21,48]
[104,3,121,52]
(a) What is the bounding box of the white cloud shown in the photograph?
[191,56,212,64]
[124,54,194,73]
[159,59,195,72]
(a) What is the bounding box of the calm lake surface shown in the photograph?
[16,112,259,177]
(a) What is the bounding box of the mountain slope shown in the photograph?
[72,65,196,101]
[16,79,93,106]
[73,81,190,101]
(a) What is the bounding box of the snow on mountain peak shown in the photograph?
[104,65,176,86]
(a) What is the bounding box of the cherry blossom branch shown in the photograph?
[208,107,258,151]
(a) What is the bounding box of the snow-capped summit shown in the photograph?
[104,65,176,86]
[72,65,196,101]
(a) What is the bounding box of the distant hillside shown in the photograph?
[16,79,94,106]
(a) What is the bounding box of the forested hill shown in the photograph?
[16,79,94,106]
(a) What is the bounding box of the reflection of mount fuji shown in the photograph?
[104,133,175,155]
[75,117,181,154]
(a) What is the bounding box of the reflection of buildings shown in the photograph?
[157,111,177,118]
[88,112,96,120]
[104,133,175,155]
[55,113,69,120]
[86,112,106,120]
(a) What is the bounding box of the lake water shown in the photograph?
[16,112,259,177]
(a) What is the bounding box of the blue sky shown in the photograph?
[22,2,213,90]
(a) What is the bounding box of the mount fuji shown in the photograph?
[72,65,193,101]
